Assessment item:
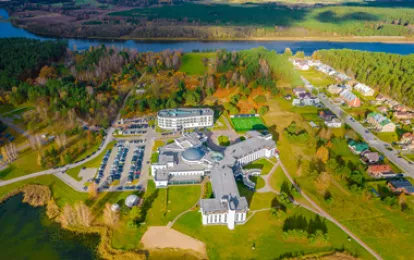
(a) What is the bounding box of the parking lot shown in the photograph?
[95,140,147,192]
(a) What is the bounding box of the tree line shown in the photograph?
[313,49,414,107]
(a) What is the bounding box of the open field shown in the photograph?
[231,116,267,132]
[0,148,44,180]
[145,184,201,226]
[243,158,274,175]
[179,53,216,75]
[173,207,371,260]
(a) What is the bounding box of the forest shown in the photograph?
[313,49,414,107]
[0,38,67,90]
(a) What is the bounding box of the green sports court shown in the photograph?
[230,116,267,132]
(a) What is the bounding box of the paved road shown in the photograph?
[278,160,383,260]
[301,76,414,177]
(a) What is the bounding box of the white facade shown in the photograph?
[354,83,375,96]
[157,108,214,130]
[325,119,342,128]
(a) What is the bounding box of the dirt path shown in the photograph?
[141,226,207,259]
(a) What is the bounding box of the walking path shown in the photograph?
[256,162,279,193]
[278,160,383,260]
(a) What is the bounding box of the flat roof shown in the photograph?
[158,108,214,118]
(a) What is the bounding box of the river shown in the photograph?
[0,195,99,260]
[1,8,414,54]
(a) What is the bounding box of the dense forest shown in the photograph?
[0,38,67,90]
[313,49,414,107]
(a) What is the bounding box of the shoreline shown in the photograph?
[12,24,414,44]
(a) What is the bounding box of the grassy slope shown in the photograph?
[243,158,274,175]
[173,207,372,260]
[179,53,216,75]
[263,95,414,260]
[0,148,44,180]
[146,185,201,226]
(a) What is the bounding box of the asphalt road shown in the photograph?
[301,76,414,177]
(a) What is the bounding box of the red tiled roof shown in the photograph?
[368,164,392,173]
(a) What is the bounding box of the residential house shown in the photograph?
[361,151,380,164]
[388,179,414,195]
[401,132,414,144]
[354,83,375,97]
[340,90,361,107]
[368,164,393,178]
[328,84,349,95]
[292,60,310,71]
[293,87,307,97]
[284,94,292,100]
[325,118,342,128]
[348,140,369,154]
[292,97,320,107]
[393,104,406,112]
[332,97,345,106]
[377,106,388,114]
[376,94,386,102]
[319,110,336,121]
[393,111,414,120]
[367,112,396,133]
[335,72,351,82]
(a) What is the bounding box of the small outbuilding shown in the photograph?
[125,195,139,208]
[111,203,120,212]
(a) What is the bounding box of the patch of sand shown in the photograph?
[141,226,207,259]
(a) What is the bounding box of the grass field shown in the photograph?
[243,158,274,175]
[145,184,201,226]
[173,207,372,260]
[231,116,267,132]
[179,53,216,75]
[0,148,44,180]
[269,166,289,192]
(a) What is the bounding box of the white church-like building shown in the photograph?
[151,130,277,230]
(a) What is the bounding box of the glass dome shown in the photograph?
[182,147,206,162]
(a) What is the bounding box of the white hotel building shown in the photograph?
[157,108,214,130]
[151,130,277,230]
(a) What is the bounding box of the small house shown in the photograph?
[340,90,361,107]
[368,164,393,177]
[388,179,414,195]
[293,87,307,97]
[348,140,369,154]
[361,151,380,163]
[367,112,396,133]
[393,111,414,120]
[354,83,375,97]
[377,106,388,114]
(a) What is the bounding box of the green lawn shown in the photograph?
[152,139,165,152]
[269,166,289,192]
[179,52,216,75]
[243,158,274,175]
[217,135,230,146]
[0,174,88,207]
[66,141,116,181]
[146,185,201,226]
[231,116,267,132]
[0,148,44,180]
[299,68,336,88]
[173,207,372,260]
[375,132,399,143]
[150,152,159,163]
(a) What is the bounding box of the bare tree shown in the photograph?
[75,201,94,227]
[103,203,120,228]
[1,143,18,162]
[88,182,99,199]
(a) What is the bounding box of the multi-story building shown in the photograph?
[151,131,277,230]
[157,108,214,130]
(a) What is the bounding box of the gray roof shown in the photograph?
[224,133,275,160]
[158,108,214,118]
[210,165,240,199]
[363,152,379,162]
[199,196,248,213]
[390,179,412,188]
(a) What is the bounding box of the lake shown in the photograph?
[0,195,100,260]
[1,8,414,55]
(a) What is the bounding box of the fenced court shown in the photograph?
[230,114,267,132]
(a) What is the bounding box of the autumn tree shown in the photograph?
[88,182,99,199]
[60,204,77,227]
[316,146,329,164]
[75,201,94,227]
[103,203,120,228]
[46,199,60,219]
[315,172,331,195]
[1,143,18,162]
[284,47,293,56]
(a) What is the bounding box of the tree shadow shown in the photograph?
[316,10,379,24]
[136,189,159,223]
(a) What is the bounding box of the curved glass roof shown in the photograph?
[182,147,206,161]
